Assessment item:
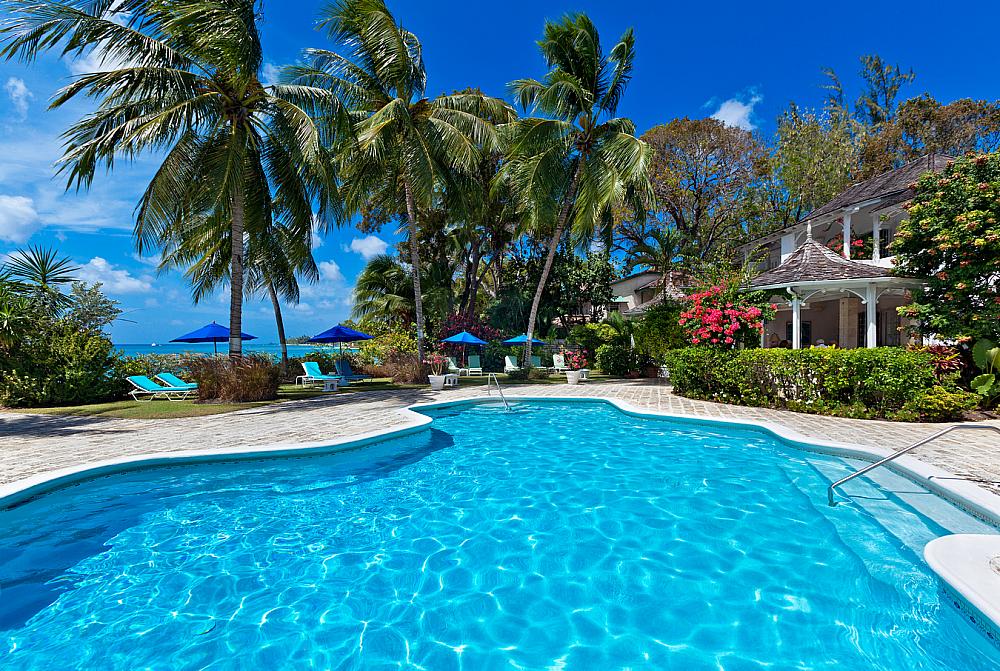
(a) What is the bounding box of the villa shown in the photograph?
[609,269,694,318]
[742,155,950,349]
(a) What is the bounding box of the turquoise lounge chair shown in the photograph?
[467,355,483,376]
[126,375,195,401]
[298,362,342,389]
[335,359,371,382]
[447,356,466,375]
[154,372,198,389]
[531,355,543,369]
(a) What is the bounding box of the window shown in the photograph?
[879,227,893,257]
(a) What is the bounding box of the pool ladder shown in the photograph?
[486,373,511,411]
[827,424,1000,506]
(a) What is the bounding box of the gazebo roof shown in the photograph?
[749,237,891,290]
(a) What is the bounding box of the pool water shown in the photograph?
[1,401,998,670]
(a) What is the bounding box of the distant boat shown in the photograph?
[151,343,157,347]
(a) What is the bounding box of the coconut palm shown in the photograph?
[288,0,515,359]
[0,0,339,358]
[351,252,456,331]
[158,210,318,372]
[503,14,652,364]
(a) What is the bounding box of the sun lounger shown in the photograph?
[335,359,372,382]
[551,354,567,372]
[447,356,468,376]
[126,375,195,401]
[297,362,342,390]
[504,355,520,372]
[154,372,198,389]
[467,355,484,376]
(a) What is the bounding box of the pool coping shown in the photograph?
[2,394,999,632]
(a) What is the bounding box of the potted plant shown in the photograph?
[563,350,588,385]
[424,352,449,390]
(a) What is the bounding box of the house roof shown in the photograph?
[799,154,951,225]
[748,237,891,289]
[611,269,659,287]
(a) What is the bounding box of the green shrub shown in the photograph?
[901,386,980,422]
[633,301,685,363]
[594,342,634,376]
[356,329,418,368]
[185,354,280,402]
[663,346,941,420]
[506,366,551,381]
[0,322,121,407]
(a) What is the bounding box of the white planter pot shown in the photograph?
[565,370,582,385]
[428,374,447,391]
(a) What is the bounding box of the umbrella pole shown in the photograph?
[214,340,217,355]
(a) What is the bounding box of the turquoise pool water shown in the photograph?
[1,401,998,669]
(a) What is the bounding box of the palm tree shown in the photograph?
[2,246,79,314]
[503,14,652,364]
[159,210,318,372]
[620,222,686,297]
[288,0,514,359]
[0,0,338,358]
[351,252,456,331]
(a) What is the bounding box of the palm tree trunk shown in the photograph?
[229,180,245,359]
[523,162,582,366]
[267,281,289,376]
[403,178,426,361]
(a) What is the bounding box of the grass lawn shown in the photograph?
[0,373,612,420]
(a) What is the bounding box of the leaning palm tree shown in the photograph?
[503,14,652,365]
[288,0,515,359]
[0,0,339,358]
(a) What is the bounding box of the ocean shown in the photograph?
[113,343,347,358]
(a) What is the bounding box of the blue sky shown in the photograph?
[1,0,997,343]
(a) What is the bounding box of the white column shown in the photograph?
[842,213,852,260]
[791,298,802,349]
[865,284,877,348]
[872,217,881,262]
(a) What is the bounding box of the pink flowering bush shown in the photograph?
[562,349,588,370]
[423,352,449,376]
[678,285,776,348]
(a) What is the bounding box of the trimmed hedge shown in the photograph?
[663,347,978,421]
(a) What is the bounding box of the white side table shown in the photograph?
[443,373,460,388]
[323,379,340,391]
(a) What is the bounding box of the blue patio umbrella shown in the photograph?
[307,324,373,357]
[171,321,257,354]
[502,334,545,345]
[441,331,487,345]
[441,331,487,366]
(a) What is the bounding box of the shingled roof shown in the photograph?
[799,154,951,224]
[749,238,891,289]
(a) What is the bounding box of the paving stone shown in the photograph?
[1,380,998,495]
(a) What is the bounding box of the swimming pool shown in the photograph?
[1,400,998,669]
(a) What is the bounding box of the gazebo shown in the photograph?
[747,228,923,349]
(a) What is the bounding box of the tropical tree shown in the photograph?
[2,245,79,313]
[289,0,514,359]
[351,252,456,332]
[158,211,318,372]
[0,0,338,358]
[503,13,652,364]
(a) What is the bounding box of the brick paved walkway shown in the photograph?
[2,380,999,493]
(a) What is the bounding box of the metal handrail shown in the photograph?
[827,424,1000,506]
[486,373,510,411]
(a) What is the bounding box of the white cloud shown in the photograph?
[77,257,153,294]
[0,195,39,243]
[347,235,388,260]
[311,231,325,249]
[710,92,763,131]
[64,48,133,76]
[4,77,32,120]
[261,62,281,86]
[296,259,353,314]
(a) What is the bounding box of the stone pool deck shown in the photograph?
[1,379,999,494]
